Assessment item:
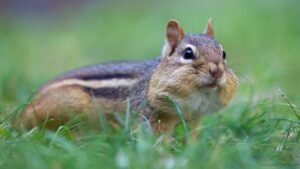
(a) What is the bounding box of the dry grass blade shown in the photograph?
[278,89,300,120]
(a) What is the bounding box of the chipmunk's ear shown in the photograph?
[203,18,214,38]
[162,19,185,57]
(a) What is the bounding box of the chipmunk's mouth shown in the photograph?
[205,82,218,88]
[201,79,224,89]
[198,74,226,89]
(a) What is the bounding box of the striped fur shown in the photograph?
[17,19,238,136]
[17,58,161,129]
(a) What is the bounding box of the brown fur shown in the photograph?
[148,57,238,134]
[16,19,238,137]
[18,85,127,129]
[147,19,238,134]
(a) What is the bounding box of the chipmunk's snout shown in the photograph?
[208,62,224,80]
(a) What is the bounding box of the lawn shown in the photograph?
[1,0,300,168]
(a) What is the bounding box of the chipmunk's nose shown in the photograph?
[209,62,224,80]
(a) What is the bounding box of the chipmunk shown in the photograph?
[16,19,238,135]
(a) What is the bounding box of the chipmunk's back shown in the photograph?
[19,57,161,129]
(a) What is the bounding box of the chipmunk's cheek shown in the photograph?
[196,76,211,87]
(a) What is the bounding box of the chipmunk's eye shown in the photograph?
[222,51,226,59]
[183,47,195,60]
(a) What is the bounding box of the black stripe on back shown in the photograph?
[84,86,130,99]
[79,73,134,81]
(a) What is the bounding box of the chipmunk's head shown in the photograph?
[148,19,238,115]
[162,18,231,89]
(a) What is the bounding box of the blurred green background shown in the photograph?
[0,0,299,112]
[1,1,300,168]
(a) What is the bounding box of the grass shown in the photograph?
[1,87,300,169]
[1,0,300,168]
